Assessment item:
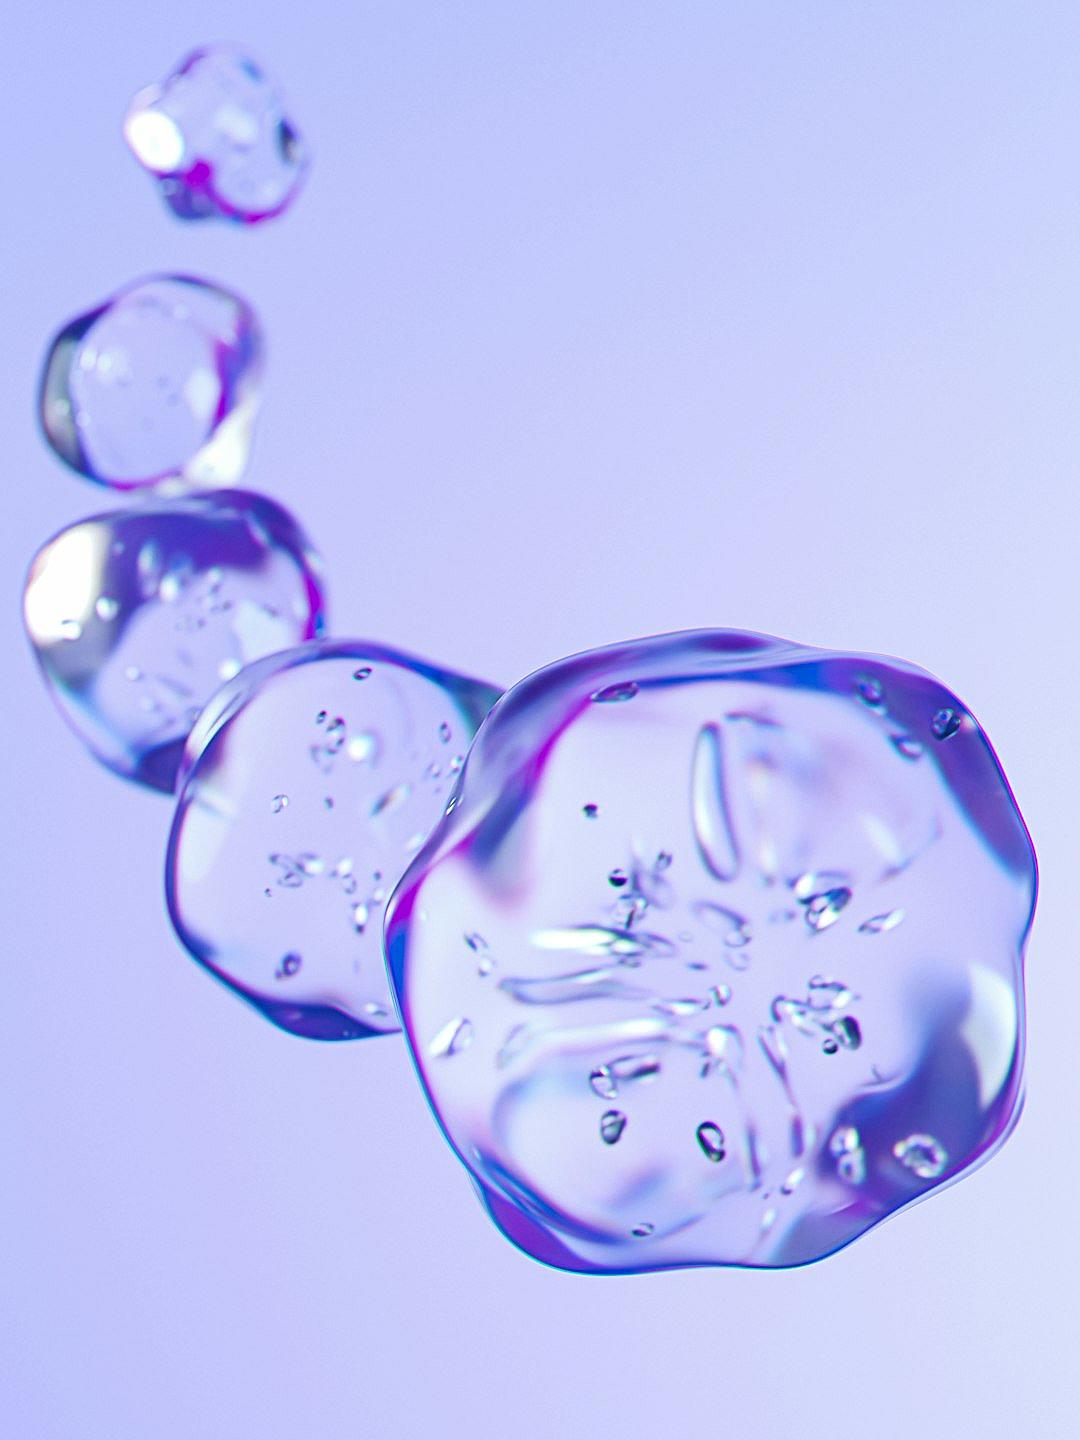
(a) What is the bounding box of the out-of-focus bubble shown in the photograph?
[39,275,262,490]
[385,629,1036,1274]
[23,490,325,792]
[124,46,309,225]
[165,641,500,1040]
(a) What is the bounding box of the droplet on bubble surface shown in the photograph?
[591,681,639,703]
[859,909,904,935]
[385,628,1035,1273]
[23,489,324,791]
[803,887,852,932]
[39,275,263,489]
[833,1015,862,1050]
[892,735,924,761]
[838,1152,865,1183]
[430,1017,475,1058]
[124,46,309,225]
[696,1122,726,1162]
[166,640,500,1039]
[600,1111,626,1145]
[830,1125,861,1155]
[692,723,740,882]
[829,1126,867,1186]
[609,1054,661,1084]
[932,707,963,741]
[855,676,884,708]
[893,1133,948,1180]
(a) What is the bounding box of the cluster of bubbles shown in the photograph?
[22,46,1037,1277]
[26,46,500,1036]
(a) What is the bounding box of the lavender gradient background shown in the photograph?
[1,4,1075,1437]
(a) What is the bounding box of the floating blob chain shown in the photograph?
[21,49,1038,1277]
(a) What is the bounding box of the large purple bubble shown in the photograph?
[386,629,1036,1273]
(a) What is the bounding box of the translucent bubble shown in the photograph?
[166,640,500,1040]
[124,46,309,225]
[39,275,262,489]
[385,629,1036,1273]
[23,489,325,791]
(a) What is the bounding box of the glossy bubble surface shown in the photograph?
[39,275,262,490]
[166,642,501,1039]
[23,490,325,792]
[124,46,309,225]
[386,630,1036,1273]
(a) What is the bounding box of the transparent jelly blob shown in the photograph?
[166,641,501,1040]
[39,275,262,490]
[23,489,325,792]
[385,629,1036,1274]
[124,46,309,225]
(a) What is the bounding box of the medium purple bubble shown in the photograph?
[124,46,309,226]
[23,489,325,792]
[166,641,500,1040]
[39,275,263,490]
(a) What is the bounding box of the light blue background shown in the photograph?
[2,4,1075,1437]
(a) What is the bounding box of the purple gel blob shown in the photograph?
[386,630,1036,1273]
[39,275,262,490]
[166,642,500,1039]
[124,47,309,225]
[23,490,325,792]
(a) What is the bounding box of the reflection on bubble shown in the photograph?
[39,275,262,490]
[386,629,1036,1273]
[23,489,325,791]
[166,641,501,1040]
[124,46,309,225]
